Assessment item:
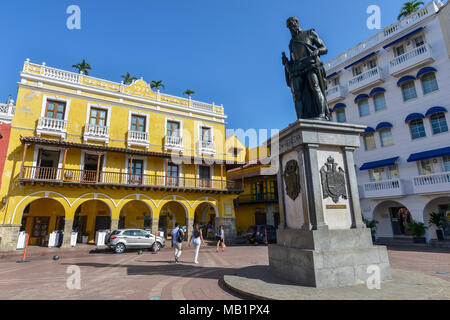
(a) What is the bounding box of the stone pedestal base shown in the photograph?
[269,228,391,288]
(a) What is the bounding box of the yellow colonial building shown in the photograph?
[226,142,279,235]
[0,59,243,251]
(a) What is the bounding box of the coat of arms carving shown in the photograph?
[320,156,347,204]
[283,160,301,201]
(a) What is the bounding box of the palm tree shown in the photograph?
[184,89,195,98]
[72,59,92,75]
[121,72,137,85]
[397,0,424,20]
[150,80,165,91]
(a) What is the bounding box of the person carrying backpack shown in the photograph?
[171,223,185,263]
[188,224,205,264]
[216,225,226,253]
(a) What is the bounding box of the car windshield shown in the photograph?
[110,230,121,236]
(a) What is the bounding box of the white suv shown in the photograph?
[108,229,165,254]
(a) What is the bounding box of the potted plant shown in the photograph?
[407,221,427,243]
[363,218,379,242]
[81,232,89,244]
[428,212,445,241]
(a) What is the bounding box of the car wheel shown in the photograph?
[114,243,126,254]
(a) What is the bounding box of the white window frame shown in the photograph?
[165,117,183,138]
[198,123,214,142]
[80,150,107,183]
[128,110,150,133]
[85,103,112,128]
[125,155,147,175]
[40,95,71,121]
[32,145,64,179]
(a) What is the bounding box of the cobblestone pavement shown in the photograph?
[0,244,448,300]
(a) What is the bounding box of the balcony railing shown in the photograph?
[84,123,110,143]
[22,60,225,116]
[36,117,67,138]
[164,136,183,151]
[127,130,150,148]
[0,101,15,121]
[412,172,450,195]
[20,166,243,192]
[348,67,383,93]
[325,85,346,103]
[324,1,439,72]
[361,179,406,199]
[237,193,279,205]
[389,44,434,76]
[197,140,216,155]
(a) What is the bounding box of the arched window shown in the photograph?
[409,119,426,139]
[401,81,417,101]
[358,98,370,117]
[373,92,387,111]
[379,128,394,147]
[430,112,448,134]
[421,72,439,95]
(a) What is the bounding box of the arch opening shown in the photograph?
[73,199,111,243]
[19,197,66,247]
[372,200,412,239]
[422,197,450,241]
[119,200,153,231]
[158,201,188,239]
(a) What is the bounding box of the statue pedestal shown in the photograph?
[268,120,391,288]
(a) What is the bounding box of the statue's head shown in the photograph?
[286,17,300,32]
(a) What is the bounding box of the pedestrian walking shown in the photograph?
[216,225,226,253]
[171,223,185,263]
[188,224,205,264]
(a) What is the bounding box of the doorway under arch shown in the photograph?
[423,196,450,240]
[20,198,66,246]
[158,201,188,238]
[372,200,412,239]
[119,200,153,231]
[73,200,111,243]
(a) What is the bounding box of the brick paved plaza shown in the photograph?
[0,243,448,300]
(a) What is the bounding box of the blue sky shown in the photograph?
[0,0,431,137]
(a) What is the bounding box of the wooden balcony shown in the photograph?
[19,166,243,194]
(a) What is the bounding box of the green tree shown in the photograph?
[150,80,165,91]
[121,72,137,85]
[397,0,425,20]
[72,59,92,75]
[184,89,195,97]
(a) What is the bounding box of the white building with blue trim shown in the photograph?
[325,0,450,243]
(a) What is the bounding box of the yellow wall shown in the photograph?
[0,62,240,249]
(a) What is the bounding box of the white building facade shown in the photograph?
[325,1,450,242]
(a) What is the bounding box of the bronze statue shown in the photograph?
[282,17,330,120]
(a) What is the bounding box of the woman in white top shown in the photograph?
[188,224,204,264]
